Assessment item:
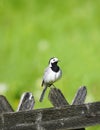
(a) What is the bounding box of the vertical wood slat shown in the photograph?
[48,87,69,107]
[71,86,87,130]
[17,92,35,111]
[0,95,14,113]
[72,86,87,105]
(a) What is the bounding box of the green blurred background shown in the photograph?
[0,0,100,129]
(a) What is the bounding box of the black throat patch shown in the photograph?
[51,62,59,72]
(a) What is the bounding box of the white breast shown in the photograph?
[43,67,62,84]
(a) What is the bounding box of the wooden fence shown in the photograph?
[0,86,100,130]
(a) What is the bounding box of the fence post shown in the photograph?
[48,86,87,130]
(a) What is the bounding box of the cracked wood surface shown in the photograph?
[0,102,100,130]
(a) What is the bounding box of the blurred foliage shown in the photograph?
[0,0,100,129]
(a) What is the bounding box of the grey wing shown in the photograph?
[41,67,49,86]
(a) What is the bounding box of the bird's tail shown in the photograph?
[39,85,47,102]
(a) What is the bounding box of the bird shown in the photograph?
[39,57,62,102]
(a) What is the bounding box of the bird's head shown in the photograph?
[49,57,59,67]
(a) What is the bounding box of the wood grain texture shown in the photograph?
[1,102,100,130]
[72,86,87,105]
[0,95,14,113]
[71,86,87,130]
[48,87,69,107]
[0,87,99,130]
[49,86,86,130]
[17,92,35,111]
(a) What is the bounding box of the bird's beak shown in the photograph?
[56,60,60,63]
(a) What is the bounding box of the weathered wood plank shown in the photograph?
[48,87,69,130]
[17,92,35,111]
[72,86,87,105]
[0,116,3,129]
[49,86,86,130]
[48,87,69,107]
[0,95,14,113]
[71,86,87,130]
[2,102,100,130]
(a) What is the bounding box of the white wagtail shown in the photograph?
[39,57,62,102]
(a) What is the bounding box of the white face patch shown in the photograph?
[49,57,58,65]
